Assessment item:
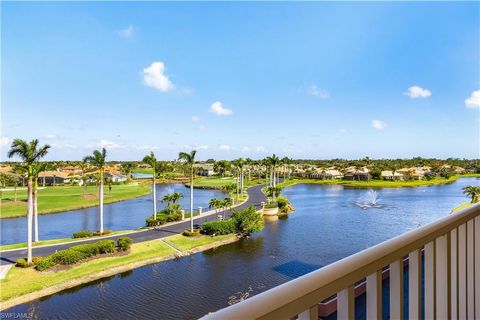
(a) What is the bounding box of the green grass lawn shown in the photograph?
[0,234,236,302]
[276,176,459,189]
[165,234,236,251]
[451,202,475,213]
[191,177,235,188]
[132,168,153,174]
[0,184,151,218]
[0,230,134,251]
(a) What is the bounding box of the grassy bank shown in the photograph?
[276,175,461,189]
[1,184,151,219]
[0,234,238,308]
[0,230,135,251]
[451,202,475,213]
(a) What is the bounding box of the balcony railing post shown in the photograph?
[475,216,480,320]
[337,286,354,319]
[389,260,404,319]
[297,305,318,320]
[408,249,421,319]
[425,241,436,319]
[458,223,467,319]
[435,234,450,319]
[467,220,475,319]
[450,228,458,319]
[366,271,382,320]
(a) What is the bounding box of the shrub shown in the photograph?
[32,256,43,265]
[276,196,288,209]
[183,229,201,237]
[264,202,279,209]
[73,230,94,238]
[71,243,100,257]
[146,215,167,227]
[15,258,34,268]
[50,249,84,265]
[232,205,264,235]
[201,220,236,235]
[117,237,133,251]
[93,229,112,236]
[36,258,56,271]
[96,239,116,254]
[166,213,182,222]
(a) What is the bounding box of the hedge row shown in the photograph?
[73,229,112,238]
[146,213,182,227]
[17,237,133,272]
[201,220,236,235]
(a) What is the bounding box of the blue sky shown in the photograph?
[1,2,479,161]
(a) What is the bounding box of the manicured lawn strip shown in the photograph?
[0,240,175,302]
[191,177,235,188]
[451,202,474,213]
[276,176,459,189]
[1,184,151,218]
[132,168,153,174]
[165,234,236,251]
[0,230,134,251]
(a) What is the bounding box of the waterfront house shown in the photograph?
[381,170,404,181]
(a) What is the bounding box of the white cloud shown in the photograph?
[89,140,125,150]
[465,90,480,109]
[307,85,329,98]
[219,144,233,151]
[191,116,200,122]
[117,25,134,38]
[184,144,208,151]
[135,144,159,151]
[372,120,387,130]
[198,125,206,130]
[255,146,267,152]
[0,136,11,146]
[45,134,57,139]
[143,62,175,92]
[241,146,250,152]
[209,101,233,116]
[340,128,348,134]
[404,86,431,98]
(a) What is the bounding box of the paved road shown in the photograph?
[0,184,267,265]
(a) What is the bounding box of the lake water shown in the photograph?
[5,177,478,319]
[1,184,225,245]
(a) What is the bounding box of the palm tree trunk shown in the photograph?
[43,174,46,187]
[190,168,194,232]
[14,186,17,202]
[153,169,157,220]
[34,187,39,242]
[99,170,104,233]
[27,177,34,263]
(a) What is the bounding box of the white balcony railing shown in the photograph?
[203,203,480,319]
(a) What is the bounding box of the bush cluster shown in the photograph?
[93,229,113,236]
[146,213,182,227]
[73,230,94,238]
[15,258,34,268]
[117,237,133,251]
[201,220,236,235]
[182,229,201,237]
[34,238,131,272]
[264,202,279,209]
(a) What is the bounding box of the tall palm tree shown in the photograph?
[142,152,158,219]
[83,148,107,234]
[8,139,50,263]
[265,154,280,187]
[281,157,290,181]
[462,185,480,203]
[179,150,197,232]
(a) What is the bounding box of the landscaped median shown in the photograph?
[0,233,239,310]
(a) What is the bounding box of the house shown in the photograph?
[105,172,128,182]
[381,170,404,181]
[397,167,424,180]
[343,168,370,181]
[194,164,215,176]
[310,168,344,180]
[38,170,72,185]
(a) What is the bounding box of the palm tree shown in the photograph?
[209,198,222,213]
[281,157,290,181]
[265,154,281,187]
[83,148,107,234]
[179,150,197,232]
[120,162,135,180]
[462,185,480,203]
[142,152,157,219]
[8,139,50,263]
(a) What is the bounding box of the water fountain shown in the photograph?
[356,189,384,209]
